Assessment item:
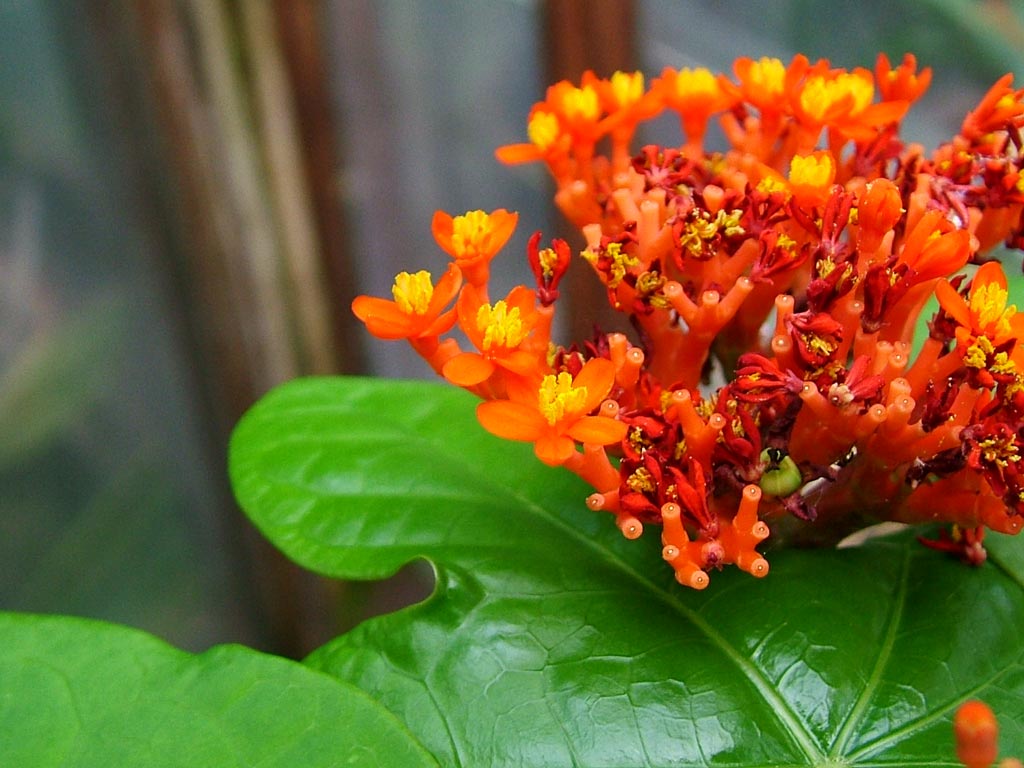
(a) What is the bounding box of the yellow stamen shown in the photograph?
[451,210,496,258]
[789,153,835,188]
[538,372,587,425]
[673,67,718,100]
[800,73,873,121]
[970,281,1016,336]
[756,175,790,198]
[978,433,1021,469]
[392,271,434,315]
[560,85,600,122]
[965,336,995,369]
[528,110,560,150]
[679,209,745,258]
[746,57,785,97]
[609,71,644,108]
[627,466,656,493]
[476,300,527,350]
[598,242,640,288]
[538,247,559,279]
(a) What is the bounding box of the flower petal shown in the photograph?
[573,358,617,412]
[534,434,576,466]
[443,353,495,387]
[567,416,628,446]
[476,400,545,441]
[351,296,415,340]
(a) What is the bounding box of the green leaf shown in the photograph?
[230,376,1024,767]
[0,613,438,767]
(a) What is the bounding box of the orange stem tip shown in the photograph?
[617,514,644,540]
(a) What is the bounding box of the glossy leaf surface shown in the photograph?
[230,377,1024,767]
[0,613,437,767]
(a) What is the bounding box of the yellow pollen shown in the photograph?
[964,336,995,369]
[628,426,649,453]
[978,434,1020,469]
[391,271,434,315]
[609,71,645,108]
[560,85,600,122]
[451,210,495,258]
[604,242,640,288]
[756,175,790,197]
[674,67,718,99]
[970,282,1015,336]
[992,351,1016,376]
[800,73,874,121]
[627,466,656,493]
[476,300,527,350]
[803,333,837,357]
[538,372,588,425]
[747,57,786,96]
[789,153,835,188]
[680,209,745,258]
[527,110,561,150]
[538,247,559,279]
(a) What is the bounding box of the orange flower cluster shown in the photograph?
[353,54,1024,589]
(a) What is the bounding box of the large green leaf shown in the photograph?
[0,613,437,767]
[230,376,1024,767]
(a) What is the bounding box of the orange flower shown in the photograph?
[653,66,735,149]
[787,151,836,208]
[896,209,971,281]
[495,106,572,168]
[442,285,545,387]
[730,55,791,115]
[961,73,1024,143]
[431,209,518,287]
[351,264,461,340]
[475,358,627,465]
[792,64,907,142]
[874,52,931,103]
[936,260,1023,346]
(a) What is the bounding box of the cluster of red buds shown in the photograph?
[353,54,1024,589]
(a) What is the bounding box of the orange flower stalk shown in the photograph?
[355,54,1024,589]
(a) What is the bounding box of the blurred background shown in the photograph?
[2,0,1022,656]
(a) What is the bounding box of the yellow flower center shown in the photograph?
[450,210,496,259]
[678,209,746,258]
[799,73,873,121]
[538,247,560,279]
[978,433,1021,469]
[746,57,786,97]
[756,175,790,197]
[391,271,433,315]
[609,71,645,108]
[527,110,560,150]
[538,372,588,425]
[964,335,995,369]
[673,67,718,100]
[970,281,1016,336]
[560,85,600,122]
[476,300,528,350]
[789,153,835,188]
[626,466,656,493]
